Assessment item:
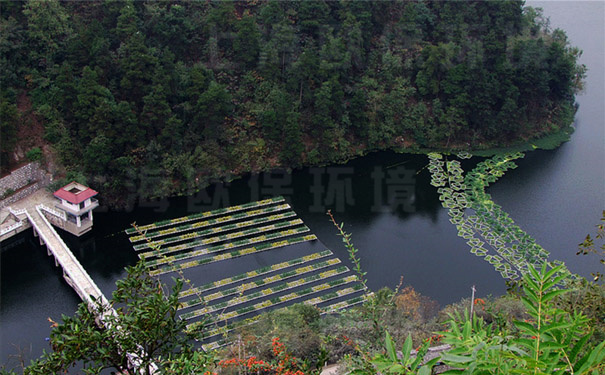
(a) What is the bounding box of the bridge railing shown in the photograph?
[31,205,158,374]
[8,207,27,216]
[38,204,67,221]
[0,221,24,236]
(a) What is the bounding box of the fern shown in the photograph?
[438,264,605,374]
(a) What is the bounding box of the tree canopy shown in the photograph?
[0,0,585,206]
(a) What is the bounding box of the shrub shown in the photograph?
[25,147,42,162]
[2,188,15,199]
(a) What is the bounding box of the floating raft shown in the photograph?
[149,234,318,276]
[125,196,285,235]
[134,210,296,250]
[188,282,365,331]
[126,196,369,349]
[140,220,307,262]
[181,269,352,320]
[179,257,342,309]
[179,250,334,298]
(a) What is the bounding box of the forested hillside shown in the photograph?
[0,0,584,206]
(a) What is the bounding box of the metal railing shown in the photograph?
[8,207,27,216]
[0,221,24,236]
[38,204,67,221]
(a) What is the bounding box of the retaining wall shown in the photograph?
[0,162,50,209]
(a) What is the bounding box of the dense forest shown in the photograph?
[0,0,585,206]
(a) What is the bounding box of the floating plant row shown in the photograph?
[199,294,371,351]
[143,225,310,267]
[134,211,296,251]
[188,281,365,331]
[179,250,334,298]
[179,258,343,309]
[125,196,285,234]
[320,294,369,315]
[129,203,291,243]
[463,154,556,278]
[429,152,574,282]
[180,268,351,320]
[139,218,304,259]
[429,153,526,280]
[149,234,317,276]
[428,153,447,187]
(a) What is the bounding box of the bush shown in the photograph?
[25,147,42,162]
[228,304,323,366]
[2,188,15,199]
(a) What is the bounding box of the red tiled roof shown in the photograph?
[54,182,98,204]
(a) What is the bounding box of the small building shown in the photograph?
[53,182,99,236]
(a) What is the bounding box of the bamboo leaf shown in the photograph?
[528,264,542,282]
[539,321,570,334]
[515,338,537,351]
[521,296,538,316]
[569,334,591,363]
[418,358,439,375]
[441,352,473,364]
[513,321,538,336]
[539,341,566,350]
[385,331,397,362]
[418,365,432,375]
[463,320,472,339]
[544,264,564,281]
[387,364,405,373]
[542,289,568,303]
[524,283,539,303]
[574,340,605,374]
[402,333,412,364]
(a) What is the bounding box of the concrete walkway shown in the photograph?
[1,189,158,374]
[25,205,107,306]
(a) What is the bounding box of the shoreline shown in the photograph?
[106,125,574,209]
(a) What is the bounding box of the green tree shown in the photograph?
[260,85,291,142]
[233,12,260,69]
[73,66,116,142]
[415,42,458,97]
[83,135,112,175]
[193,81,232,141]
[24,261,213,375]
[339,12,365,71]
[260,19,297,77]
[296,0,330,39]
[0,94,19,169]
[0,16,27,90]
[280,112,304,166]
[319,34,351,81]
[141,83,174,139]
[22,0,72,67]
[289,44,319,106]
[117,32,157,106]
[115,0,138,41]
[112,100,144,150]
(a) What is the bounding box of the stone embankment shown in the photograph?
[0,162,51,209]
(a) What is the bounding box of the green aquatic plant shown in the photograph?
[428,152,574,282]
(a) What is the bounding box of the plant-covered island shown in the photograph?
[1,0,585,206]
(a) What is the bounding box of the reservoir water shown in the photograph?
[1,1,603,371]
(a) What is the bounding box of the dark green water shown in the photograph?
[2,1,603,371]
